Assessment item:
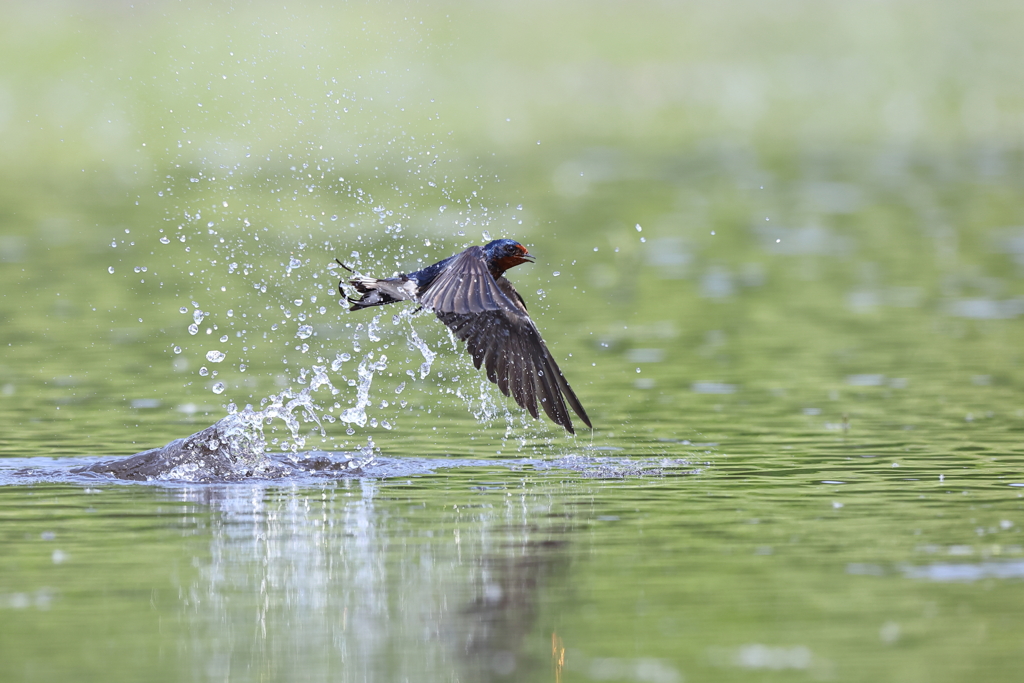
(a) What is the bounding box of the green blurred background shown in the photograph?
[1,0,1022,455]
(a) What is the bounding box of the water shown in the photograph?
[4,1,1024,681]
[4,452,1024,682]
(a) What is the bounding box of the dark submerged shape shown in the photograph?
[338,239,592,434]
[69,413,366,482]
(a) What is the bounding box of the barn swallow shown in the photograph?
[336,239,592,434]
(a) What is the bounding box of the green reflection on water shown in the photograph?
[3,1,1024,681]
[3,469,1024,682]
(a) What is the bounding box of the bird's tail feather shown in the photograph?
[345,276,405,311]
[335,260,414,311]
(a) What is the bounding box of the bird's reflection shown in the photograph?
[171,480,575,683]
[454,534,570,680]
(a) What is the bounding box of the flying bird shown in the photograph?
[337,239,592,434]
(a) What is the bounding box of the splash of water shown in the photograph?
[340,353,388,428]
[161,405,270,480]
[397,309,436,378]
[69,397,379,483]
[472,375,503,424]
[367,312,382,342]
[308,363,338,394]
[71,404,275,482]
[253,385,327,453]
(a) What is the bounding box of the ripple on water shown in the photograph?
[0,414,697,486]
[902,560,1024,582]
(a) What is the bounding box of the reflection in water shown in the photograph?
[173,481,572,682]
[456,535,569,680]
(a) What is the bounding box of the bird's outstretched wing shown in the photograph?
[417,247,591,434]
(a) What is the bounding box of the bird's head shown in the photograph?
[483,239,534,275]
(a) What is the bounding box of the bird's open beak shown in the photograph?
[519,248,535,263]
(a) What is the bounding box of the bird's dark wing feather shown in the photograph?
[418,247,591,433]
[416,246,504,314]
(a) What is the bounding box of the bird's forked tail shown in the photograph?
[335,259,417,312]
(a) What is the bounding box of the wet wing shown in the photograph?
[418,247,591,433]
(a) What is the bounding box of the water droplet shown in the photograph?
[159,236,170,244]
[212,382,225,394]
[199,367,209,376]
[107,266,115,274]
[134,266,142,273]
[180,307,188,314]
[296,325,313,340]
[219,335,228,343]
[188,323,199,335]
[173,346,181,354]
[206,350,226,363]
[552,271,560,277]
[635,224,642,232]
[331,215,338,221]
